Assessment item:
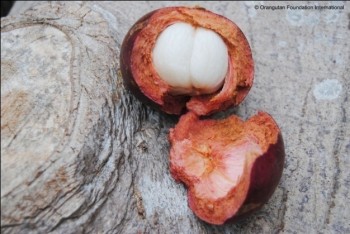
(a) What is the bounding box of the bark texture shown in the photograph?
[1,1,349,233]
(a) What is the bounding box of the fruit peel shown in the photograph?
[169,112,285,224]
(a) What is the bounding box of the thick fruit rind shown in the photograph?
[231,133,285,221]
[120,6,254,115]
[169,112,285,224]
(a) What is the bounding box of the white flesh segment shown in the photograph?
[152,23,194,89]
[152,22,228,95]
[190,28,228,94]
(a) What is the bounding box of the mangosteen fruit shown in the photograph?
[120,6,254,115]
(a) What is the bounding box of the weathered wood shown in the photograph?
[1,1,349,233]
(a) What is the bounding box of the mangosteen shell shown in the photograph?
[169,111,285,224]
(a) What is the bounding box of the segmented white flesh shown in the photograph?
[152,22,229,95]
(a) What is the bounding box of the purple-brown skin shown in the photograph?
[119,6,254,115]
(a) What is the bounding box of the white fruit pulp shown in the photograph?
[152,22,229,95]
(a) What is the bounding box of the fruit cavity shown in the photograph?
[169,112,285,224]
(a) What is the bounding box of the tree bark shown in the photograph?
[1,1,349,233]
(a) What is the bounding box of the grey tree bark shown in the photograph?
[1,1,349,234]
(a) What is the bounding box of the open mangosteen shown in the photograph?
[120,6,254,115]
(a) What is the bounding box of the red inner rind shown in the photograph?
[120,7,254,115]
[169,112,284,224]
